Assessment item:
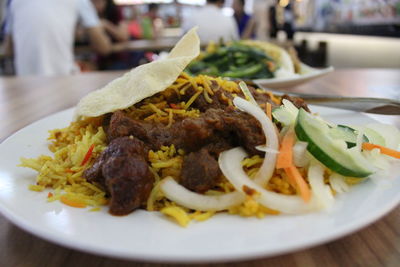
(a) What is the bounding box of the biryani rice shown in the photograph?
[20,74,299,225]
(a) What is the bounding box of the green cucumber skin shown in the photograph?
[295,111,371,178]
[336,125,369,148]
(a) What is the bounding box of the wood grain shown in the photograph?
[0,69,399,267]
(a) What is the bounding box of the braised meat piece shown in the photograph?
[282,94,310,112]
[84,137,154,215]
[180,148,222,193]
[107,111,187,150]
[107,108,265,155]
[160,82,278,113]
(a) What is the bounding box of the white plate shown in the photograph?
[255,65,334,89]
[0,107,399,263]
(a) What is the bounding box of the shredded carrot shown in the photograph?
[276,128,311,202]
[362,143,400,159]
[60,195,87,208]
[65,169,74,173]
[266,91,281,105]
[81,144,95,166]
[284,166,311,202]
[266,102,272,121]
[47,192,53,198]
[169,103,179,109]
[276,128,295,169]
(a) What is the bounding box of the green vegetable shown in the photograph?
[329,125,369,148]
[295,109,373,178]
[186,42,275,79]
[221,64,263,78]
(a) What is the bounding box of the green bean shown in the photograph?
[221,63,263,78]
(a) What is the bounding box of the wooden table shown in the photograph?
[1,69,400,266]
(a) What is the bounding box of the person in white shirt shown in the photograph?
[182,0,239,44]
[4,0,112,76]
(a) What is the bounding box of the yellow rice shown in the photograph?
[20,73,299,226]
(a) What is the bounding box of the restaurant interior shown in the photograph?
[1,0,400,267]
[0,0,399,75]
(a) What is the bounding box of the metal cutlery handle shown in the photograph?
[248,80,400,115]
[283,93,400,115]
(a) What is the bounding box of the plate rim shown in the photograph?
[254,66,334,85]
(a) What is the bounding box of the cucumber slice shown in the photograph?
[329,125,369,148]
[272,99,299,126]
[362,127,386,146]
[351,126,386,147]
[295,109,373,178]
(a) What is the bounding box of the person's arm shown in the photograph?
[241,17,256,39]
[78,0,112,55]
[86,26,112,55]
[102,19,129,42]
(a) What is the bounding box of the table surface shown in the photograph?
[1,69,400,267]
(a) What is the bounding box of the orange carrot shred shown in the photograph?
[47,192,53,198]
[284,166,311,202]
[60,195,86,208]
[266,102,272,121]
[276,128,295,169]
[362,143,400,159]
[276,128,311,202]
[169,103,179,109]
[81,144,95,166]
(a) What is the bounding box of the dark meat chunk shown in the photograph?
[249,86,275,106]
[181,108,265,155]
[180,148,222,193]
[107,108,265,155]
[202,140,233,157]
[108,111,187,150]
[162,82,279,112]
[282,94,310,112]
[107,111,149,142]
[190,88,231,111]
[84,137,154,216]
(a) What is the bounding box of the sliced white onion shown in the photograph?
[362,149,391,170]
[293,141,309,167]
[233,97,279,186]
[255,145,279,154]
[219,147,317,214]
[159,177,245,211]
[366,123,400,150]
[355,128,364,152]
[329,172,349,194]
[308,162,334,210]
[238,81,258,106]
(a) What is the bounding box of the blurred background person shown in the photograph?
[127,5,142,40]
[232,0,254,39]
[182,0,238,43]
[4,0,112,76]
[268,0,278,39]
[141,3,164,39]
[233,0,250,37]
[92,0,129,43]
[283,2,295,40]
[91,0,131,70]
[251,0,270,40]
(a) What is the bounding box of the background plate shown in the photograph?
[255,65,334,89]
